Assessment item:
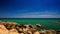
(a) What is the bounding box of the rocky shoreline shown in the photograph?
[0,21,59,34]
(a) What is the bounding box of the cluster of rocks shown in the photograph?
[0,21,59,34]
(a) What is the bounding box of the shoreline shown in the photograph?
[0,21,59,34]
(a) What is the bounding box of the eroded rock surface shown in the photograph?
[0,22,56,34]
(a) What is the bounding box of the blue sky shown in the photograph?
[0,0,60,18]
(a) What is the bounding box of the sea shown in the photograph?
[0,18,60,30]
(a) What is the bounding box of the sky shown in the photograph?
[0,0,60,18]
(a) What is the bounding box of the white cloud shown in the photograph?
[18,11,60,18]
[0,11,60,18]
[19,14,60,18]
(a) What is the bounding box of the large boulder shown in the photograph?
[9,29,19,34]
[0,25,9,34]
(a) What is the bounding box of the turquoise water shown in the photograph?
[0,18,60,30]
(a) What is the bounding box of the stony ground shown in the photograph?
[0,21,58,34]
